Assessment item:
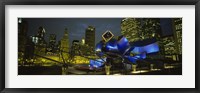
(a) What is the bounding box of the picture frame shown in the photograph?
[0,0,199,93]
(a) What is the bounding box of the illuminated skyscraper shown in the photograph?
[140,18,161,40]
[121,18,161,41]
[80,38,86,55]
[71,40,81,56]
[121,18,163,55]
[60,28,70,53]
[34,26,47,55]
[121,18,141,42]
[162,36,176,55]
[18,18,28,52]
[85,26,95,50]
[47,34,56,53]
[37,26,46,39]
[18,18,28,65]
[172,18,182,55]
[141,18,163,55]
[161,35,178,60]
[59,28,70,62]
[18,18,28,36]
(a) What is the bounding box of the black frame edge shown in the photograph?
[1,0,200,5]
[195,0,200,91]
[0,0,5,93]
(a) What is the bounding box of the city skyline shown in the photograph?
[22,18,173,45]
[18,18,182,75]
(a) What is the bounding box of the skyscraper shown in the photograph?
[161,35,177,60]
[172,18,182,55]
[121,18,165,59]
[141,18,164,55]
[162,35,176,55]
[60,28,70,53]
[59,28,70,63]
[18,18,28,36]
[18,19,28,52]
[71,40,81,56]
[37,26,46,39]
[85,26,95,50]
[140,18,161,40]
[121,18,161,41]
[34,26,47,55]
[18,18,28,65]
[48,34,56,53]
[121,18,141,42]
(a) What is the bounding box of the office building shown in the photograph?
[121,18,141,42]
[85,26,95,49]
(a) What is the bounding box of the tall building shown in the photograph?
[140,18,161,40]
[141,18,164,55]
[18,18,28,65]
[121,18,141,42]
[60,28,70,53]
[121,18,163,55]
[18,18,28,36]
[162,35,176,55]
[80,38,90,56]
[172,18,182,55]
[47,34,56,53]
[18,18,28,52]
[59,29,70,63]
[34,26,47,55]
[24,37,35,60]
[85,26,95,49]
[37,26,46,39]
[162,35,177,60]
[71,40,81,57]
[121,18,161,41]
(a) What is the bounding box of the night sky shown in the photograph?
[22,18,173,46]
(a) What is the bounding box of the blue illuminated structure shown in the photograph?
[89,36,160,69]
[131,42,159,54]
[89,58,105,69]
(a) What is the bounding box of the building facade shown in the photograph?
[121,18,163,55]
[121,18,161,41]
[161,35,178,60]
[59,29,70,62]
[34,26,47,56]
[172,18,182,55]
[60,29,70,53]
[140,18,161,40]
[85,26,95,49]
[47,34,56,53]
[18,18,29,65]
[121,18,141,42]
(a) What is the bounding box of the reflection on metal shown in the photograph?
[131,42,159,54]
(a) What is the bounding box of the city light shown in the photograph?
[131,70,149,74]
[18,18,182,75]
